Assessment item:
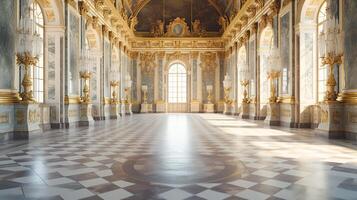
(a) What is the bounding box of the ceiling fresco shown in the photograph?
[119,0,236,36]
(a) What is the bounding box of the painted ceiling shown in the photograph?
[118,0,235,34]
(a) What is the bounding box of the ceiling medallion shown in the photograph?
[166,18,191,37]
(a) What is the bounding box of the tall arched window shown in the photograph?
[30,2,44,103]
[317,1,327,102]
[168,63,187,103]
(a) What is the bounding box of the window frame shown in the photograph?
[168,63,187,103]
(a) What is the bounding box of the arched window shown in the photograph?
[30,2,44,103]
[168,63,187,103]
[317,1,327,102]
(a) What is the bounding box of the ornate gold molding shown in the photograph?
[65,0,77,9]
[337,92,357,104]
[200,52,217,72]
[78,1,89,16]
[64,95,81,104]
[140,52,156,73]
[0,92,20,104]
[277,96,295,104]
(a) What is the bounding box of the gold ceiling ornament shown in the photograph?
[250,23,258,34]
[166,51,190,64]
[269,0,281,15]
[165,18,191,37]
[235,23,242,32]
[103,9,112,20]
[111,17,119,26]
[240,15,249,26]
[200,52,217,72]
[218,51,225,59]
[130,51,139,59]
[65,0,77,9]
[192,19,204,37]
[247,5,257,18]
[157,51,165,59]
[102,25,109,37]
[191,51,199,60]
[151,20,165,37]
[140,52,156,73]
[108,31,114,41]
[254,0,265,9]
[78,1,89,16]
[129,16,138,32]
[218,16,229,33]
[242,30,250,42]
[94,0,104,11]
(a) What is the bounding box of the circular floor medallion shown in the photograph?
[112,154,245,184]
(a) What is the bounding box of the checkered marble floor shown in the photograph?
[0,114,357,200]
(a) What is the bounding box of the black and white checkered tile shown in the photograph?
[0,114,356,200]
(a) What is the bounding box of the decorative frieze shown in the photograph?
[200,52,217,72]
[78,1,89,16]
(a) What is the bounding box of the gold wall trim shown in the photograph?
[0,92,20,104]
[277,96,295,104]
[337,92,357,104]
[64,95,81,104]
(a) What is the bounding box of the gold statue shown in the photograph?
[129,16,138,31]
[192,19,202,36]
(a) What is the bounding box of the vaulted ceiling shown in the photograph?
[120,0,236,35]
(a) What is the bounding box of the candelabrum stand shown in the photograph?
[122,87,133,115]
[264,71,281,126]
[321,53,342,102]
[17,52,37,103]
[140,85,152,113]
[14,53,42,139]
[204,85,214,113]
[317,53,343,137]
[239,80,250,119]
[223,87,232,114]
[110,81,120,119]
[267,71,280,103]
[79,71,94,126]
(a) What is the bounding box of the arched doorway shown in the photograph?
[298,0,326,127]
[167,63,188,112]
[259,26,274,119]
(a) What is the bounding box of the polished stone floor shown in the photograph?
[0,114,357,200]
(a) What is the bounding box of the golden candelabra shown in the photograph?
[124,88,131,104]
[142,90,148,104]
[267,71,280,103]
[16,52,38,103]
[241,80,249,103]
[110,81,119,104]
[207,89,212,104]
[321,52,342,102]
[79,71,92,104]
[224,87,232,104]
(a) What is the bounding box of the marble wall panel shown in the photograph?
[48,36,56,100]
[68,10,80,95]
[281,12,290,95]
[0,0,16,89]
[343,0,357,89]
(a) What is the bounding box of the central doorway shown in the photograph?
[167,63,188,112]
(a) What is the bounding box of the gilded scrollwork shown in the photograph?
[200,52,217,72]
[140,52,156,73]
